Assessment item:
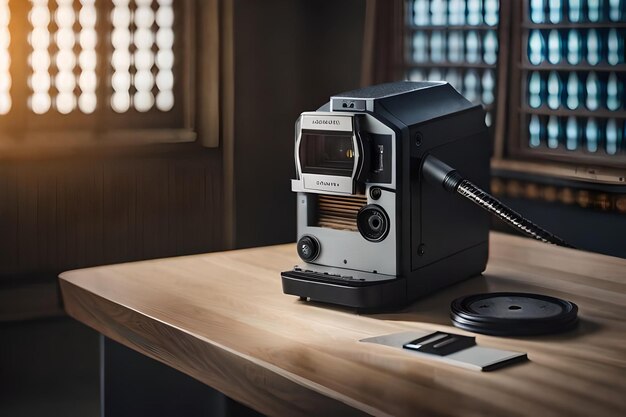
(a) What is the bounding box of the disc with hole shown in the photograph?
[450,292,578,336]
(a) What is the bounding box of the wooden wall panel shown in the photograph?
[169,160,211,256]
[0,165,19,273]
[102,162,138,266]
[136,160,171,261]
[60,163,96,270]
[34,165,57,271]
[0,147,224,283]
[16,167,38,272]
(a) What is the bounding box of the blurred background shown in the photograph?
[0,0,624,416]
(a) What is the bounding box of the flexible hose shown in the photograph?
[422,154,575,248]
[456,179,575,248]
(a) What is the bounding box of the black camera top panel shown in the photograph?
[332,81,444,99]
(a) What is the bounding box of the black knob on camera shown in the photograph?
[357,205,390,242]
[297,235,320,262]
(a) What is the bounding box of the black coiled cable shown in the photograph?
[456,179,575,248]
[422,154,575,249]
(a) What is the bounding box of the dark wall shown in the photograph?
[233,0,366,248]
[493,197,626,259]
[102,337,262,417]
[0,145,225,319]
[0,147,224,276]
[0,318,100,417]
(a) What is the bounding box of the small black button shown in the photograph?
[370,187,382,200]
[297,235,320,262]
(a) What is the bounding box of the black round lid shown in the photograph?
[450,292,579,336]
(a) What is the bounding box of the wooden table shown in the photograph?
[60,232,626,417]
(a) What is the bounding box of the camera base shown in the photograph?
[281,269,406,309]
[282,241,489,310]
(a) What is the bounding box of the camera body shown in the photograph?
[281,81,491,309]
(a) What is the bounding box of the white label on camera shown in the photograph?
[301,115,353,131]
[303,174,353,194]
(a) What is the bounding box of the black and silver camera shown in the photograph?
[281,81,492,309]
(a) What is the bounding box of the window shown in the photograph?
[0,0,195,143]
[28,0,98,115]
[110,0,175,113]
[404,0,625,169]
[510,0,625,166]
[406,0,501,130]
[0,0,10,115]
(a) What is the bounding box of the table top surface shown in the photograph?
[60,232,626,417]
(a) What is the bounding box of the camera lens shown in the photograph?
[357,205,389,242]
[368,216,382,231]
[297,235,320,262]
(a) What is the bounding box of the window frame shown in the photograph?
[401,0,626,185]
[0,0,199,152]
[402,0,512,155]
[505,0,626,170]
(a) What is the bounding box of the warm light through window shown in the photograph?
[0,0,10,115]
[111,0,131,112]
[5,0,177,117]
[112,0,175,113]
[55,0,77,114]
[78,0,97,113]
[29,0,51,114]
[28,0,97,114]
[155,0,174,111]
[133,0,156,112]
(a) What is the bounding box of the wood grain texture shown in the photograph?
[60,232,626,417]
[0,148,224,278]
[0,147,224,320]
